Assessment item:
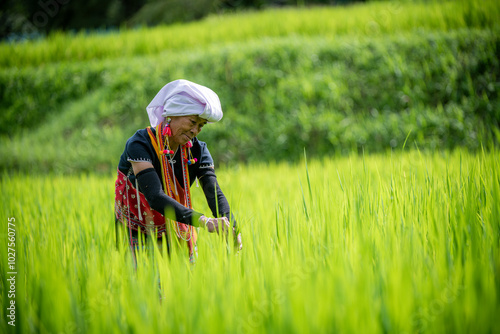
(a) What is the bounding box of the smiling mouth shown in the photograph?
[183,134,191,141]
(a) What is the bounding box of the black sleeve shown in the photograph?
[199,168,237,228]
[136,168,203,226]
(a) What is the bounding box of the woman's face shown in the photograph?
[168,115,207,146]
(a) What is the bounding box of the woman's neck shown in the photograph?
[169,142,179,153]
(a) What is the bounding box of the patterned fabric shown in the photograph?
[115,168,199,259]
[114,169,167,236]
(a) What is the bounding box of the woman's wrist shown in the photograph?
[198,215,209,227]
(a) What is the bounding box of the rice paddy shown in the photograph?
[1,0,499,332]
[1,149,498,333]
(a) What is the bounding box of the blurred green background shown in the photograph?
[0,0,499,173]
[1,0,369,38]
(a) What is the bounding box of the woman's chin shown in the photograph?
[181,135,191,145]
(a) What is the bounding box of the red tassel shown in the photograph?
[162,124,172,137]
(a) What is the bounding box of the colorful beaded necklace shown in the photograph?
[147,121,197,243]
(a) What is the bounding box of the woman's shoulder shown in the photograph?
[192,137,208,149]
[124,127,156,156]
[126,127,155,145]
[131,127,154,139]
[123,127,157,163]
[192,137,214,166]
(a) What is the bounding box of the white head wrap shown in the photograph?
[146,79,223,127]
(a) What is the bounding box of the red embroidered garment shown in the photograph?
[115,169,167,235]
[114,169,198,257]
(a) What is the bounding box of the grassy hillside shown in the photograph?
[0,0,499,173]
[1,149,498,333]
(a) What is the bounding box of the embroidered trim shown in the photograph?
[127,157,152,163]
[199,164,214,169]
[115,201,167,236]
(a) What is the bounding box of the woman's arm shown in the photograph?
[199,169,242,250]
[132,162,202,226]
[199,170,235,226]
[132,162,230,233]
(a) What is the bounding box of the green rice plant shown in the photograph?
[0,149,498,333]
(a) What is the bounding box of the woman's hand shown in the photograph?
[199,216,242,251]
[233,228,243,251]
[199,216,230,234]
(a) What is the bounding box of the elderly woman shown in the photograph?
[115,79,241,261]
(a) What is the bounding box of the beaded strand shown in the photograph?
[155,122,196,242]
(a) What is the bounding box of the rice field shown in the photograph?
[1,149,499,333]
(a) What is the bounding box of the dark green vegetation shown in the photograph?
[2,0,367,38]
